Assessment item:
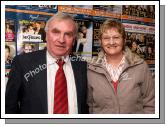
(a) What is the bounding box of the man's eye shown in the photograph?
[65,33,73,38]
[52,29,60,34]
[53,31,59,34]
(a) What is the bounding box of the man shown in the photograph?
[5,12,88,114]
[87,19,154,114]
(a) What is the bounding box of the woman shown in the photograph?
[87,19,154,114]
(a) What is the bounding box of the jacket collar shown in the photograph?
[89,46,144,67]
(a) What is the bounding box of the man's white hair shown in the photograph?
[44,12,78,35]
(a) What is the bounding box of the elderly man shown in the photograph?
[5,12,88,114]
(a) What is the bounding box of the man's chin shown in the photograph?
[54,52,68,57]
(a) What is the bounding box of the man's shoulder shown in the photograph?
[14,49,46,63]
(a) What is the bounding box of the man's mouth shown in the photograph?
[55,45,66,48]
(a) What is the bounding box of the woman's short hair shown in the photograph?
[99,19,126,40]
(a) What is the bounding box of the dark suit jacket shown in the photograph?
[5,49,88,114]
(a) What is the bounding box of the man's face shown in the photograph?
[46,19,76,58]
[101,28,124,56]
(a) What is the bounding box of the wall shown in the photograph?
[5,5,155,78]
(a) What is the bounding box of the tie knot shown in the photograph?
[56,59,65,67]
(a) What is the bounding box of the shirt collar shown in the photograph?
[47,51,69,65]
[103,55,125,69]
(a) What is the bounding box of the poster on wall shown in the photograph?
[123,23,155,34]
[31,5,57,13]
[92,20,103,56]
[17,20,46,43]
[17,42,39,55]
[69,5,93,10]
[17,20,46,55]
[125,31,155,63]
[5,42,16,77]
[93,5,122,14]
[5,7,52,83]
[73,19,93,58]
[5,5,57,13]
[5,19,15,42]
[122,5,155,19]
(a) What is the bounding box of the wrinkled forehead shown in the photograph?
[48,18,76,33]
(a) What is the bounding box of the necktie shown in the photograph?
[53,60,68,114]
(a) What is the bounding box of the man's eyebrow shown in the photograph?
[51,28,60,32]
[51,28,73,34]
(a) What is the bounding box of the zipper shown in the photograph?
[89,61,143,114]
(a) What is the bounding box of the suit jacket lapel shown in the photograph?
[71,60,82,114]
[34,49,48,113]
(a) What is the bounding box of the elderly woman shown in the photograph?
[87,19,154,114]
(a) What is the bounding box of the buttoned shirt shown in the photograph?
[47,51,78,114]
[103,55,125,82]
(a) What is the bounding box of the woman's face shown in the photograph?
[101,28,124,56]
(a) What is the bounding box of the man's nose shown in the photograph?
[58,34,65,43]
